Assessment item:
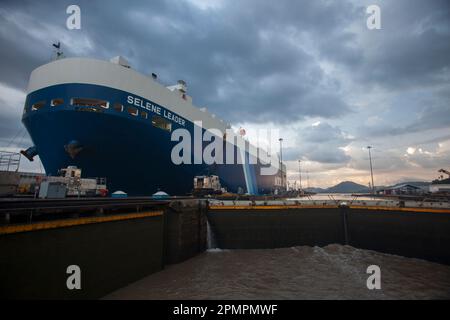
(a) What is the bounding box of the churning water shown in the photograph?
[106,244,450,300]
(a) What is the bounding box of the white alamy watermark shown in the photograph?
[66,5,81,30]
[366,265,381,290]
[366,5,381,30]
[126,94,281,175]
[170,121,281,176]
[66,264,81,290]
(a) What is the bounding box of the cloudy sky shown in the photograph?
[0,0,449,188]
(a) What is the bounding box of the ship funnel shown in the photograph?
[20,146,38,162]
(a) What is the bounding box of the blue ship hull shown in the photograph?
[22,84,278,196]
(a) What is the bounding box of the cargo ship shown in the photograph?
[21,56,284,196]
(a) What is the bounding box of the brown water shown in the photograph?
[106,245,450,300]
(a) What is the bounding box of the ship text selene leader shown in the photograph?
[21,56,284,195]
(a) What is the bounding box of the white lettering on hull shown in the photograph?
[127,95,186,126]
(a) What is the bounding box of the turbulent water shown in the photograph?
[106,245,450,300]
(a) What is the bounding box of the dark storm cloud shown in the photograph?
[0,0,356,124]
[0,10,49,88]
[328,0,450,90]
[358,87,450,138]
[300,122,352,164]
[1,0,448,124]
[284,122,353,164]
[0,92,31,148]
[0,0,449,174]
[0,113,23,146]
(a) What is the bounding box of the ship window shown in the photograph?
[51,98,64,106]
[152,115,172,132]
[31,101,46,111]
[113,103,123,112]
[127,106,138,116]
[71,98,109,109]
[76,107,103,113]
[140,111,148,119]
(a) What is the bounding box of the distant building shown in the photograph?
[429,184,450,193]
[377,184,423,195]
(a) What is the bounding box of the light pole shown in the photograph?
[306,171,310,189]
[367,146,375,194]
[298,160,302,193]
[279,138,284,190]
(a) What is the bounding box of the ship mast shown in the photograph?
[52,42,64,60]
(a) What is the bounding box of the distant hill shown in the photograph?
[375,181,431,190]
[305,180,431,194]
[304,187,326,193]
[305,181,369,194]
[326,181,369,193]
[305,181,370,193]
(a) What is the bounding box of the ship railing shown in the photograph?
[0,151,21,172]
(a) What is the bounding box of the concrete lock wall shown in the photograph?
[163,200,208,264]
[2,200,449,299]
[208,208,344,249]
[347,208,450,265]
[207,207,450,265]
[0,214,164,299]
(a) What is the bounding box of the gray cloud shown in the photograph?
[346,0,450,90]
[0,0,449,184]
[284,122,352,164]
[1,0,448,123]
[0,0,356,124]
[357,86,450,138]
[0,86,29,147]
